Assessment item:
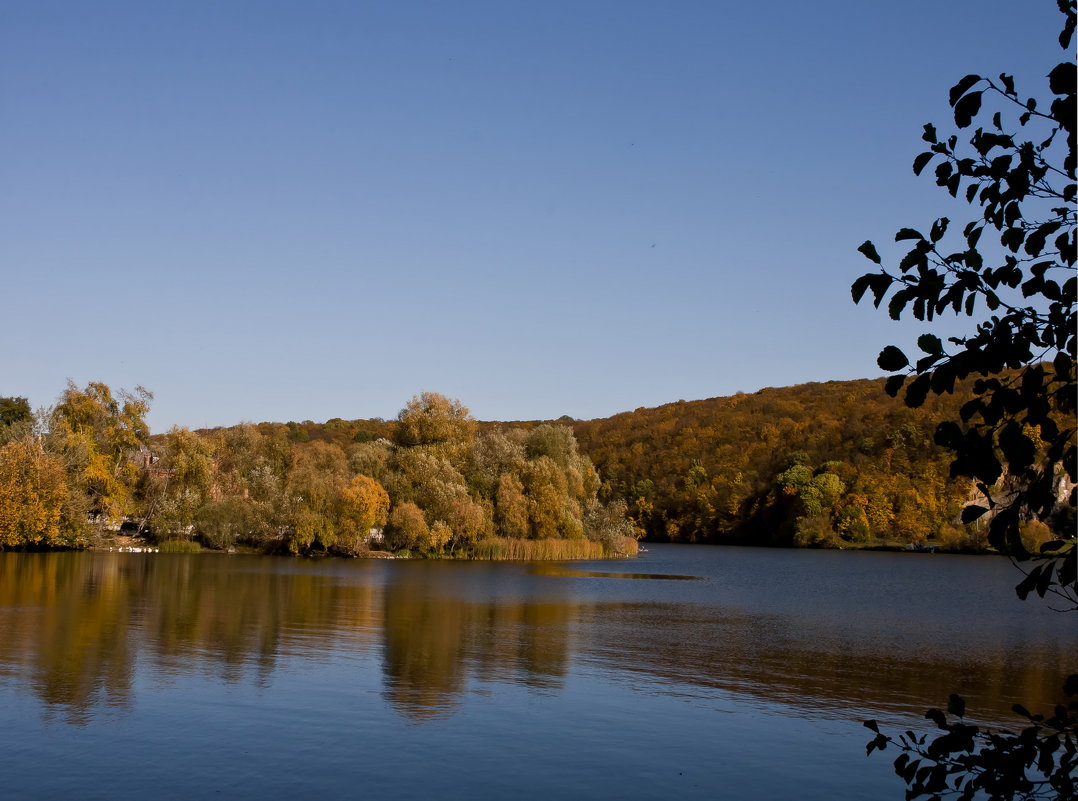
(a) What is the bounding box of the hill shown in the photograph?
[252,376,1012,551]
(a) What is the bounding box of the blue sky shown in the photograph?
[1,1,1065,430]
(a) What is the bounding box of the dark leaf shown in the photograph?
[918,334,944,355]
[953,91,982,128]
[999,73,1015,95]
[857,240,881,264]
[913,152,934,176]
[851,274,874,304]
[888,288,912,320]
[999,423,1036,469]
[925,708,948,729]
[878,346,909,371]
[961,505,989,523]
[904,374,931,408]
[949,75,982,107]
[1048,62,1075,97]
[947,694,966,717]
[936,421,963,448]
[884,374,906,397]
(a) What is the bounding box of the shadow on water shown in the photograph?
[529,564,705,580]
[0,549,1073,727]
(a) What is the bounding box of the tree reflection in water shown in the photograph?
[0,550,1073,729]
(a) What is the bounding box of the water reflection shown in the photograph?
[0,550,1073,727]
[381,569,574,720]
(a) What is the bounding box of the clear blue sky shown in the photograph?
[1,0,1065,430]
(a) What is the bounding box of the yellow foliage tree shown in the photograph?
[337,475,390,555]
[0,440,67,548]
[49,381,152,525]
[394,392,476,462]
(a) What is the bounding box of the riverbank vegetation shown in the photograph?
[0,385,637,559]
[2,374,1067,557]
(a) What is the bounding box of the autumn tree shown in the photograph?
[385,502,430,552]
[0,439,68,548]
[146,426,216,538]
[285,441,349,553]
[394,448,471,524]
[48,381,153,528]
[394,392,476,461]
[466,430,526,499]
[495,473,529,539]
[337,475,390,555]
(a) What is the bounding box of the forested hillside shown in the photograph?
[568,379,981,548]
[2,376,1062,556]
[267,376,1057,551]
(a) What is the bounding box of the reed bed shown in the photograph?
[157,539,202,553]
[470,538,636,561]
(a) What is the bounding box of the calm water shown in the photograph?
[0,545,1074,800]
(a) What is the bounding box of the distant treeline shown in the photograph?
[2,377,1064,557]
[0,386,636,559]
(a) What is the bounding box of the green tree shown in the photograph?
[853,0,1075,603]
[0,396,32,428]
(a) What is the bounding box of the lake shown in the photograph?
[0,545,1074,800]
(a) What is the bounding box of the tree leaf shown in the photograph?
[877,346,909,371]
[953,91,982,128]
[851,274,874,304]
[1048,62,1075,96]
[949,74,982,107]
[857,240,881,264]
[918,334,943,355]
[961,505,988,523]
[925,708,948,729]
[935,421,963,448]
[904,374,931,408]
[912,152,934,176]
